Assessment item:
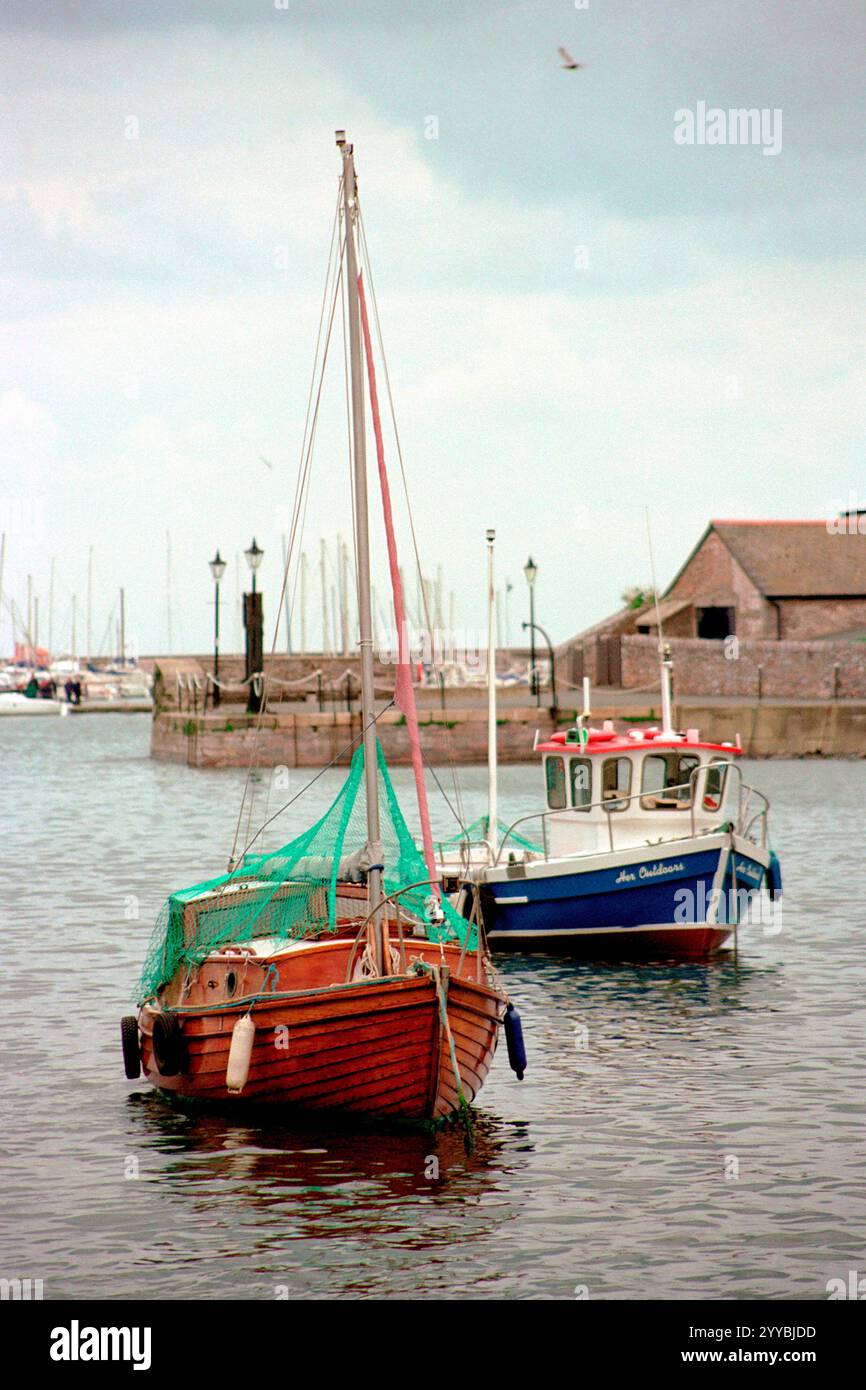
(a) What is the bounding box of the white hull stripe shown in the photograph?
[487,920,733,940]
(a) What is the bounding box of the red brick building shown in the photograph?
[559,519,866,696]
[637,520,866,642]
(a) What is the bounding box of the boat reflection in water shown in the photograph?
[124,1091,524,1280]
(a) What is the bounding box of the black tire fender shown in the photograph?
[120,1015,141,1080]
[151,1010,187,1077]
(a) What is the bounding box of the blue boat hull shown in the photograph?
[478,838,770,956]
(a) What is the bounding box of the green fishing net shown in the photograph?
[437,815,541,853]
[137,742,475,1002]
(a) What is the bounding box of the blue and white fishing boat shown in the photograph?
[441,551,782,956]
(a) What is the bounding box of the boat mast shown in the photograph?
[486,528,498,852]
[337,130,387,974]
[300,550,308,651]
[281,532,292,654]
[320,537,330,653]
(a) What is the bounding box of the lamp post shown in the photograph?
[522,619,558,724]
[524,555,539,705]
[244,537,264,593]
[209,548,226,708]
[244,537,264,713]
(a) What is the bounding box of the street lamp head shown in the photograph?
[244,537,264,573]
[524,555,538,587]
[209,548,227,584]
[486,528,495,544]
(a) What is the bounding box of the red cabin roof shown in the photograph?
[536,725,742,757]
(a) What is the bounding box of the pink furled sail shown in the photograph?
[357,270,440,896]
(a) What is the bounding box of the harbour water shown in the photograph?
[2,714,864,1300]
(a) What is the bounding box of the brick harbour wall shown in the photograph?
[670,703,866,758]
[151,704,556,769]
[151,698,866,764]
[621,635,866,699]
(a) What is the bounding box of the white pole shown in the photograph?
[340,536,350,656]
[281,532,291,655]
[486,528,498,851]
[86,546,93,662]
[300,551,308,652]
[660,650,675,735]
[320,538,329,653]
[645,506,674,733]
[399,566,415,629]
[165,530,173,654]
[331,582,339,656]
[48,556,55,656]
[234,551,242,654]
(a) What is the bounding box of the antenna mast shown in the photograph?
[486,529,498,851]
[645,508,674,735]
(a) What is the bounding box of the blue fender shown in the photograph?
[503,1002,527,1080]
[766,850,783,900]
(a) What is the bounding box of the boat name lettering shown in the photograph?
[735,859,762,881]
[615,861,685,885]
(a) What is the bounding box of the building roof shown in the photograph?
[633,597,693,629]
[665,520,866,599]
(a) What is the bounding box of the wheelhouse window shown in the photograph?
[701,758,729,813]
[569,757,592,811]
[545,755,567,810]
[640,752,701,810]
[601,756,632,812]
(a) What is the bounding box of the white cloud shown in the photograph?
[0,22,862,653]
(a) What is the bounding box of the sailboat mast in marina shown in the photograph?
[339,130,387,978]
[121,132,525,1120]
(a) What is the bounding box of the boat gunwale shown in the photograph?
[141,963,506,1019]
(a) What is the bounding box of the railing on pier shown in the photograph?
[173,668,392,716]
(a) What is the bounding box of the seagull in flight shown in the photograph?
[558,46,585,70]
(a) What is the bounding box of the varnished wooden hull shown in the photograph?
[138,939,504,1121]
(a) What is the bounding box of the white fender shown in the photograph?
[226,1015,255,1093]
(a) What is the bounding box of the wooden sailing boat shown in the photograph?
[121,133,522,1121]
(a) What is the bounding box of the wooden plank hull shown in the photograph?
[138,940,504,1122]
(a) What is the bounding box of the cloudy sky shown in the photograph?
[1,0,863,659]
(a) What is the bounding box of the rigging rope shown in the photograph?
[358,209,468,835]
[357,267,440,896]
